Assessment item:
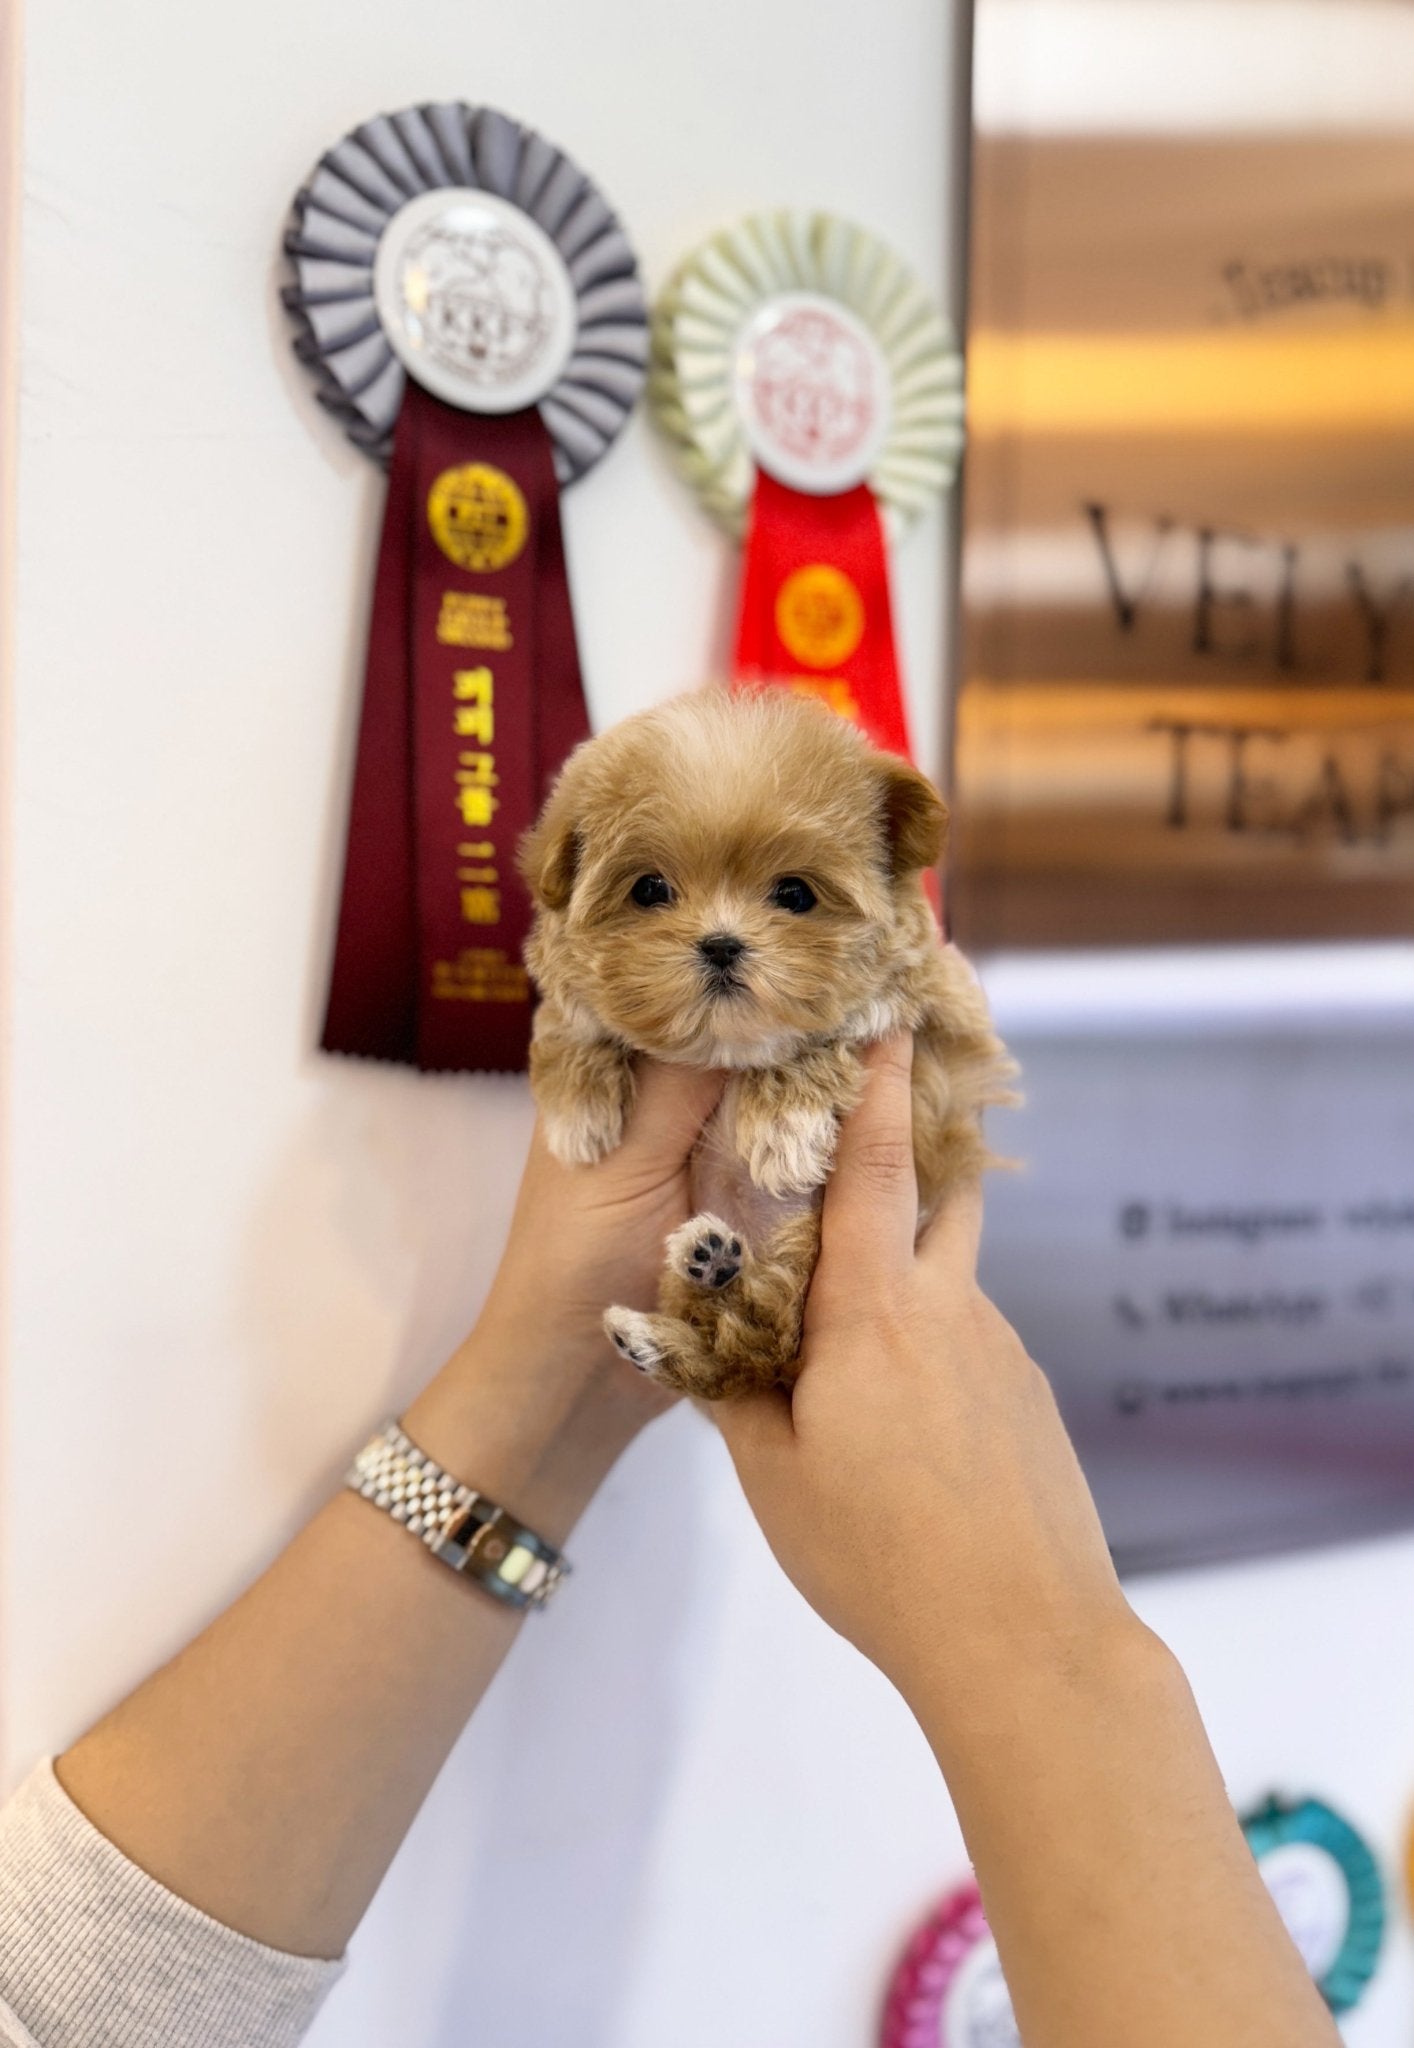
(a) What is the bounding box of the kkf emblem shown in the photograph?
[428,464,528,573]
[751,304,880,475]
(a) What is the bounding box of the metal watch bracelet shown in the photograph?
[345,1421,569,1612]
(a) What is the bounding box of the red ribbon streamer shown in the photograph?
[733,465,942,917]
[322,383,590,1072]
[732,467,913,756]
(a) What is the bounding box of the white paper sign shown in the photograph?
[979,1006,1414,1570]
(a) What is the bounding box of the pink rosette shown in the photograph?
[882,1879,996,2048]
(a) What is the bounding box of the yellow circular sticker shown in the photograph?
[774,563,865,670]
[427,464,528,573]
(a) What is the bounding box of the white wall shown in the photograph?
[3,3,1414,2046]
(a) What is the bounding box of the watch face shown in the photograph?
[373,187,578,414]
[731,290,891,494]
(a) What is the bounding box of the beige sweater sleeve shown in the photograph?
[0,1762,344,2048]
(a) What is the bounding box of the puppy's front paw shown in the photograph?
[666,1213,743,1291]
[604,1307,665,1377]
[542,1091,626,1167]
[744,1102,838,1198]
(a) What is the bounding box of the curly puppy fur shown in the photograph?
[519,686,1016,1399]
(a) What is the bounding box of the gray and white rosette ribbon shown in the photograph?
[649,210,965,541]
[285,105,647,1076]
[282,101,648,479]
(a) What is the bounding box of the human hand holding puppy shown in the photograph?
[400,1057,724,1543]
[714,1033,1129,1713]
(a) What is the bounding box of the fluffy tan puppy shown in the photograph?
[519,686,1015,1400]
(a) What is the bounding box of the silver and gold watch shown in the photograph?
[346,1421,569,1612]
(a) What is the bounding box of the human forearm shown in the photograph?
[720,1041,1338,2048]
[57,1331,645,1961]
[55,1070,720,1962]
[913,1612,1339,2048]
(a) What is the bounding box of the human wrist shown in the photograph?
[399,1328,650,1548]
[909,1599,1174,1782]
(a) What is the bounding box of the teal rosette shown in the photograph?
[1242,1793,1385,2015]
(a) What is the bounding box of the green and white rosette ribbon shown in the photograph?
[283,102,648,481]
[649,210,965,542]
[1243,1794,1386,2014]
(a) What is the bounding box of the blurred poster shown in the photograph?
[951,2,1414,949]
[981,1016,1414,1573]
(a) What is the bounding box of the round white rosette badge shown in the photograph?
[651,211,963,797]
[281,105,648,1076]
[371,187,579,418]
[730,290,892,496]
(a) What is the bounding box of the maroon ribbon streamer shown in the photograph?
[321,383,590,1072]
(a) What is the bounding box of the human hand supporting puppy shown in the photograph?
[717,1034,1338,2048]
[714,1033,1128,1709]
[400,1057,724,1544]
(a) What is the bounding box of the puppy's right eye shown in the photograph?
[630,873,673,908]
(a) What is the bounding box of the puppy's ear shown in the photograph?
[518,779,582,910]
[876,753,948,879]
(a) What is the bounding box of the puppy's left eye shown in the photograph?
[630,873,673,908]
[770,876,817,914]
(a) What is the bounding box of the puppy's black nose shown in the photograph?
[698,932,745,970]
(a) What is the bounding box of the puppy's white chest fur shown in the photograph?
[691,1091,820,1244]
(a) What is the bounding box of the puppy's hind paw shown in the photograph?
[666,1213,744,1291]
[603,1307,666,1377]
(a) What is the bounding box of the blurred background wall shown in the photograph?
[0,2,1412,2044]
